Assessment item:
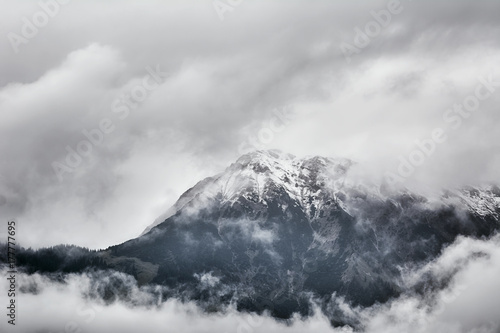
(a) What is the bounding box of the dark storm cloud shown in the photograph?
[0,0,500,248]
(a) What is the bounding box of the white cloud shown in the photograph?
[1,234,500,333]
[0,0,499,251]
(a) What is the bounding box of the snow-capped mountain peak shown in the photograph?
[143,150,500,236]
[142,150,354,234]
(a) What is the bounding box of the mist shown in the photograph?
[1,234,500,333]
[1,0,500,248]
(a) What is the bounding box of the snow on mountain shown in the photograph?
[142,150,354,234]
[455,185,500,218]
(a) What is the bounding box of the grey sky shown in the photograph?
[1,0,500,249]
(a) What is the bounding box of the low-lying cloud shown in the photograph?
[1,234,499,333]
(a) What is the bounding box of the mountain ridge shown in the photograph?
[143,149,500,236]
[108,150,499,320]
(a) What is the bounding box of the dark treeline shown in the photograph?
[0,243,108,273]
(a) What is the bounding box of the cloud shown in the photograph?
[2,233,500,333]
[0,0,500,250]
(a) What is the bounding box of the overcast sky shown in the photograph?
[1,0,500,249]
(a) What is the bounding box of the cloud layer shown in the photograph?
[1,234,500,333]
[0,0,500,249]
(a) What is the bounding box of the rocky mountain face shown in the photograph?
[99,150,500,320]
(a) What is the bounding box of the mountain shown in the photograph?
[107,150,500,317]
[11,150,500,324]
